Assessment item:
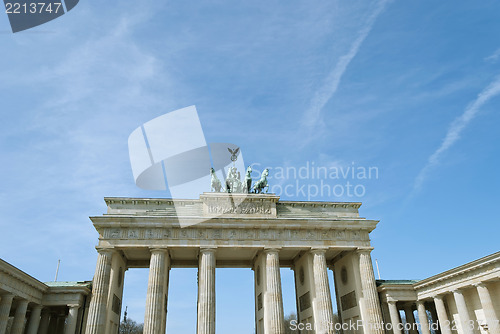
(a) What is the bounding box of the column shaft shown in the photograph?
[476,283,499,334]
[64,305,80,334]
[417,301,431,334]
[388,301,402,334]
[197,249,216,334]
[11,299,29,334]
[26,305,43,334]
[47,314,58,333]
[38,309,51,334]
[144,249,169,334]
[358,249,384,334]
[0,294,14,334]
[311,250,335,333]
[85,249,114,334]
[433,296,452,334]
[56,315,66,333]
[453,290,474,334]
[264,249,285,334]
[161,263,170,334]
[404,306,418,334]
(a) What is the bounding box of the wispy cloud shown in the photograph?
[0,1,173,284]
[413,75,500,191]
[300,0,391,145]
[485,48,500,63]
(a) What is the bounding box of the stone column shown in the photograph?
[311,249,335,333]
[416,301,431,334]
[38,309,51,334]
[264,249,285,334]
[388,301,402,334]
[429,305,439,332]
[64,304,80,334]
[404,305,418,334]
[56,315,66,333]
[144,248,169,334]
[26,304,43,334]
[197,248,216,334]
[433,295,452,334]
[0,294,14,334]
[47,313,58,333]
[380,301,393,334]
[11,299,29,334]
[85,248,114,334]
[358,248,384,334]
[453,290,474,334]
[160,263,170,334]
[475,283,500,334]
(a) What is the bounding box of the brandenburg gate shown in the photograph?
[84,193,384,334]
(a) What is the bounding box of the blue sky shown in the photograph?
[1,0,499,332]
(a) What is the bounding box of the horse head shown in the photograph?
[262,168,269,179]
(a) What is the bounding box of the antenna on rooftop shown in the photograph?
[375,258,381,279]
[54,259,61,281]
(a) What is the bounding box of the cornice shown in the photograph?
[90,216,379,234]
[0,259,48,293]
[103,196,362,208]
[413,252,500,290]
[103,196,364,219]
[279,201,362,209]
[46,285,91,295]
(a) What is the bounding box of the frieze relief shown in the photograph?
[102,227,370,243]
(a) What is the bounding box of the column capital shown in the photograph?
[356,247,374,254]
[472,282,487,288]
[199,247,217,254]
[263,247,281,254]
[432,294,445,301]
[416,299,426,306]
[387,299,398,305]
[451,289,464,295]
[67,304,80,309]
[32,304,43,311]
[95,247,117,256]
[310,247,328,254]
[150,248,168,254]
[0,294,14,302]
[17,299,29,306]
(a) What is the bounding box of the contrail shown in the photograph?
[414,75,500,191]
[302,0,391,143]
